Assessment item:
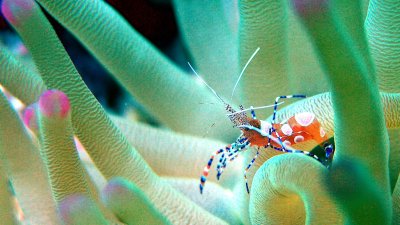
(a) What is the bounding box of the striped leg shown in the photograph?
[250,106,256,119]
[216,146,231,180]
[217,139,249,180]
[216,153,225,178]
[265,142,286,152]
[263,132,321,161]
[271,95,306,123]
[271,95,306,150]
[290,149,320,162]
[244,147,260,194]
[265,141,321,162]
[226,140,250,161]
[270,127,287,151]
[217,156,228,179]
[200,148,225,194]
[215,137,244,179]
[262,128,322,164]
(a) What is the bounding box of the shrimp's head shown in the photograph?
[241,119,270,146]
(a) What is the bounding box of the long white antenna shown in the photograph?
[188,62,227,105]
[231,47,260,101]
[226,102,284,116]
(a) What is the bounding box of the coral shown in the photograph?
[0,0,399,224]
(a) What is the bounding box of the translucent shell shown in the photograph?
[272,112,328,144]
[244,112,328,148]
[274,112,328,146]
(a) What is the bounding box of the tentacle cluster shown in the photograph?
[0,0,399,224]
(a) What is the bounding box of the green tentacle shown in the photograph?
[249,154,341,224]
[0,47,45,104]
[102,177,170,225]
[172,0,239,97]
[2,0,230,223]
[294,0,391,222]
[238,0,289,117]
[365,0,400,91]
[35,0,238,141]
[58,195,108,225]
[0,162,17,224]
[0,89,58,224]
[37,90,90,203]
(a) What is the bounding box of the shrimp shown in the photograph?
[190,49,335,194]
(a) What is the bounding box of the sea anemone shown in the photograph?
[0,0,399,224]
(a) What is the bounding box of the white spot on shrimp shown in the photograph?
[260,120,272,133]
[281,124,293,136]
[295,112,315,127]
[320,127,326,137]
[294,135,305,143]
[283,140,291,146]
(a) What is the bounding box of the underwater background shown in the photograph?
[0,0,399,224]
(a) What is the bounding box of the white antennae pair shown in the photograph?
[226,102,284,116]
[231,47,260,101]
[189,47,261,105]
[188,62,227,105]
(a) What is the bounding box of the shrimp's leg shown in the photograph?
[271,95,306,150]
[216,137,249,180]
[250,106,256,119]
[216,145,231,180]
[244,147,260,194]
[265,142,321,162]
[217,135,247,171]
[200,147,226,194]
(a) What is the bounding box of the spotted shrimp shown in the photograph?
[189,49,335,194]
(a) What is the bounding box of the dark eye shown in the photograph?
[325,145,333,153]
[324,144,334,158]
[244,127,249,131]
[324,142,333,149]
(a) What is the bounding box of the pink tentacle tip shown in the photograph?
[103,178,128,197]
[1,0,34,25]
[58,194,91,223]
[22,103,37,128]
[292,0,328,17]
[39,90,71,118]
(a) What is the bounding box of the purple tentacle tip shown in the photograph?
[1,0,34,25]
[58,194,94,223]
[39,90,71,118]
[22,103,38,129]
[102,177,128,198]
[292,0,328,17]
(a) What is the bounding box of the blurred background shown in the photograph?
[0,0,186,126]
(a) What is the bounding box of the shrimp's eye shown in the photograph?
[244,127,249,131]
[324,144,334,158]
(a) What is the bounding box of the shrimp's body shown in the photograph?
[189,48,334,194]
[199,95,335,194]
[244,111,327,148]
